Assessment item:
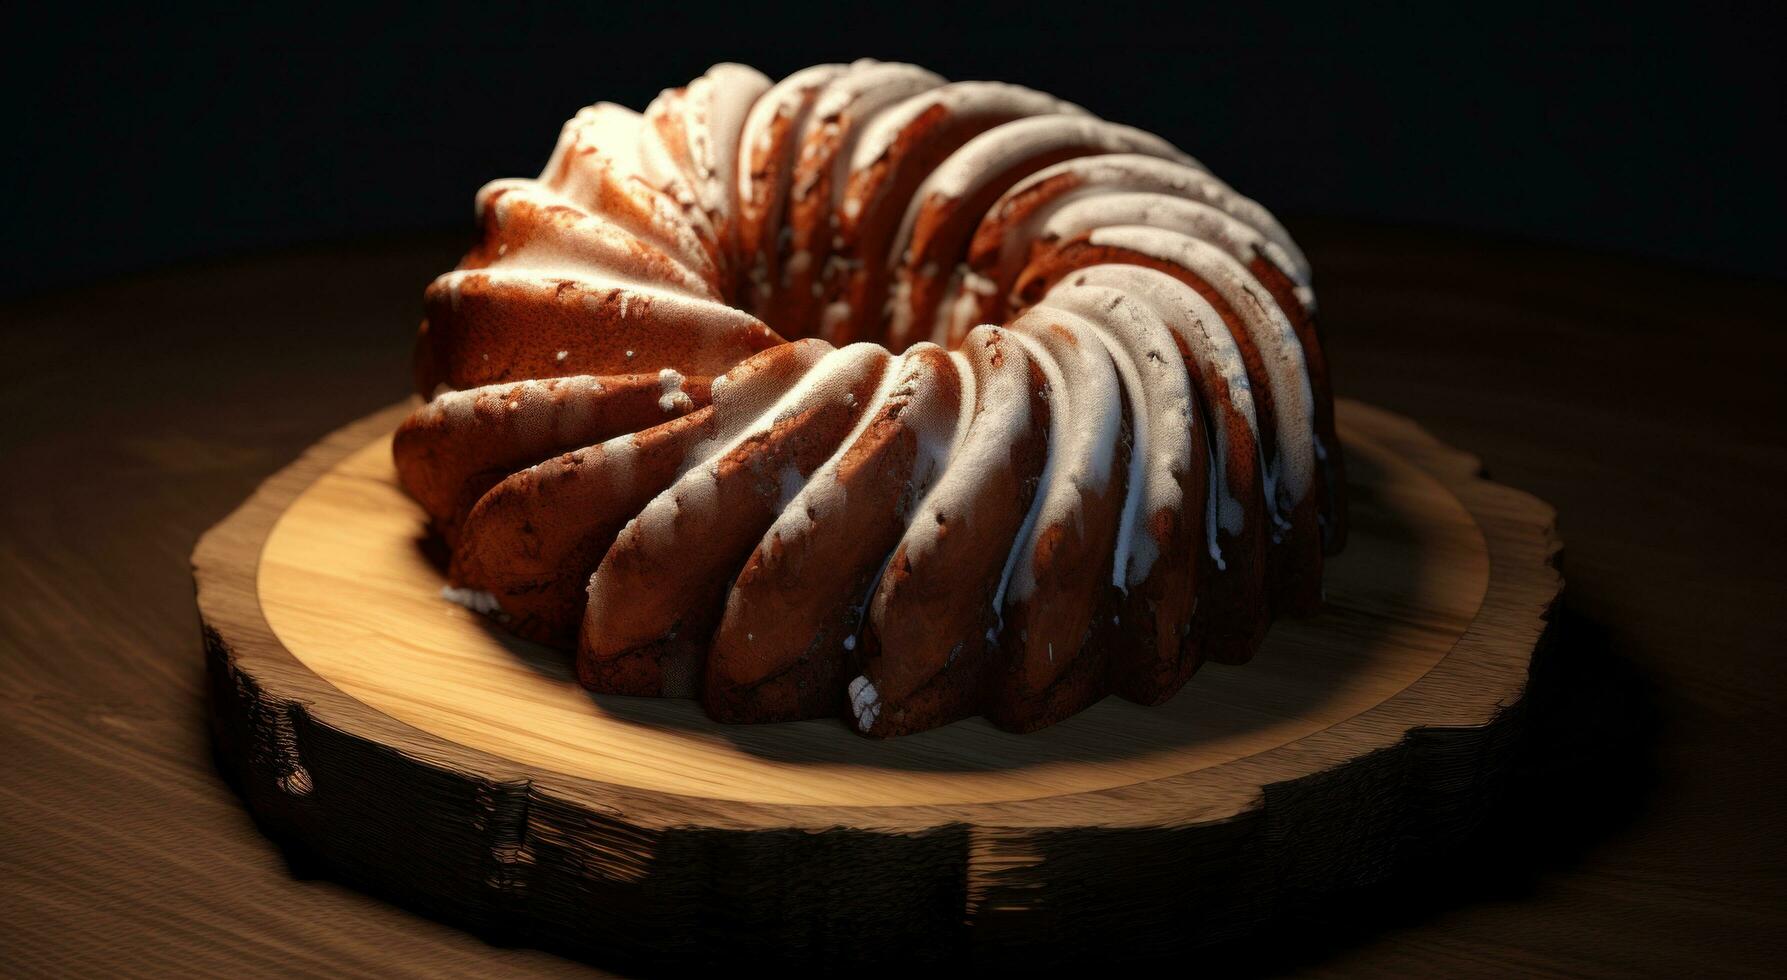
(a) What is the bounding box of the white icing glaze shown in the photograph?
[1035,282,1197,589]
[994,307,1124,607]
[472,179,719,299]
[656,367,693,413]
[1087,225,1315,519]
[429,266,766,343]
[1063,265,1259,563]
[589,344,888,626]
[441,586,502,616]
[792,61,944,208]
[887,325,1032,573]
[846,674,880,730]
[638,89,716,243]
[983,153,1311,288]
[417,375,610,437]
[849,81,1083,175]
[740,63,845,170]
[736,63,848,302]
[761,352,901,547]
[673,63,772,243]
[536,107,722,282]
[903,115,1194,219]
[755,345,959,553]
[1043,192,1290,293]
[879,116,1199,346]
[540,102,645,185]
[419,62,1336,731]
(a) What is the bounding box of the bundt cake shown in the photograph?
[393,60,1347,737]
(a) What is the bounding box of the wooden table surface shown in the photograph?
[2,221,1783,976]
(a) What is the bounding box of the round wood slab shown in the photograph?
[198,398,1560,968]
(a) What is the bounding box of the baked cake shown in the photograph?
[393,60,1346,736]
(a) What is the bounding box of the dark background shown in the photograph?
[5,5,1787,974]
[6,4,1783,299]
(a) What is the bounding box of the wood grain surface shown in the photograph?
[250,401,1495,806]
[194,392,1548,968]
[4,221,1785,975]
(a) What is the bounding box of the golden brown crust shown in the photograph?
[393,64,1344,736]
[393,373,710,549]
[980,321,1128,732]
[415,275,779,395]
[855,331,1051,736]
[449,343,823,646]
[576,349,892,697]
[704,346,964,722]
[1011,238,1325,615]
[1249,255,1347,555]
[1104,431,1206,704]
[828,100,1054,347]
[888,144,1100,351]
[452,414,709,647]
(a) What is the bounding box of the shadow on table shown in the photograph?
[1177,598,1661,974]
[239,564,1648,975]
[377,488,1652,970]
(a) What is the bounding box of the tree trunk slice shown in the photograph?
[198,398,1560,968]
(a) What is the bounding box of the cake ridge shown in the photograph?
[395,61,1346,735]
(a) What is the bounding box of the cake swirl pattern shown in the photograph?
[395,60,1347,736]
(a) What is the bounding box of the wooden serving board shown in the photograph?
[198,398,1559,969]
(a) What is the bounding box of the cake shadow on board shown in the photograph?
[406,446,1427,774]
